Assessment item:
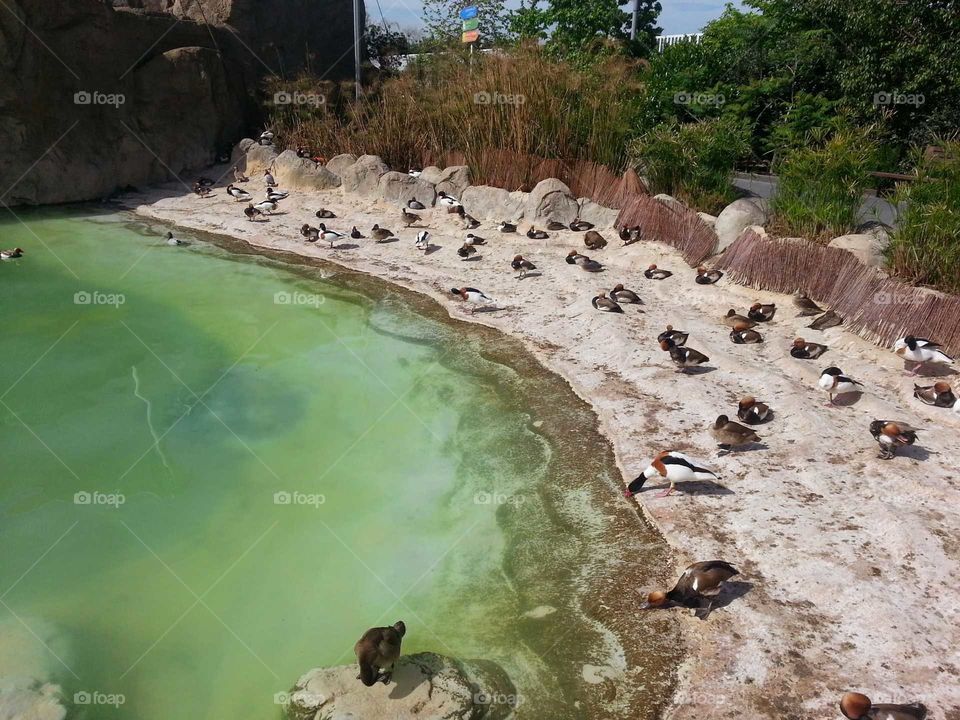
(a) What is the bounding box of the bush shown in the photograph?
[769,126,878,241]
[629,117,750,214]
[886,140,960,293]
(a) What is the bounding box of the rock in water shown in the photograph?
[284,652,517,720]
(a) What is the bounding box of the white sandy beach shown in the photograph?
[128,176,960,720]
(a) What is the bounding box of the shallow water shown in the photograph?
[0,208,678,719]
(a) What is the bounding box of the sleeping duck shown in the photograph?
[747,302,776,322]
[695,267,723,284]
[913,381,956,408]
[644,264,671,280]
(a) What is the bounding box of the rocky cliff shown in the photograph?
[0,0,358,206]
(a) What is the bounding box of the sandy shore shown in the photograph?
[127,176,960,719]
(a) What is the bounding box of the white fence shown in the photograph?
[656,33,704,52]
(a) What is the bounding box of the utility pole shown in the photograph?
[353,0,362,99]
[630,0,639,40]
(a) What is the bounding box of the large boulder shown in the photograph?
[461,185,527,221]
[419,166,444,185]
[234,138,278,177]
[577,198,620,228]
[325,153,358,177]
[828,233,889,268]
[434,165,472,196]
[714,197,769,253]
[377,171,437,206]
[272,150,340,191]
[340,154,390,196]
[524,178,579,225]
[284,653,516,720]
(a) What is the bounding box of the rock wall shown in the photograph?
[0,0,358,206]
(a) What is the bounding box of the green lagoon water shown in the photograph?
[0,208,676,719]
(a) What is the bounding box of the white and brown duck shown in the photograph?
[642,560,739,618]
[737,396,770,424]
[695,266,723,284]
[791,337,828,359]
[747,302,776,322]
[644,263,672,280]
[660,337,709,373]
[913,381,956,408]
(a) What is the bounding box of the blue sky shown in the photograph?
[374,0,746,36]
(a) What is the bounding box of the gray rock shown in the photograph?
[231,138,256,165]
[828,233,889,268]
[340,155,390,196]
[419,166,444,185]
[0,680,66,720]
[285,652,516,720]
[697,212,718,228]
[461,185,527,221]
[239,141,279,177]
[435,165,472,197]
[714,197,769,253]
[377,171,437,206]
[525,178,579,225]
[325,153,358,177]
[272,150,341,190]
[577,198,620,228]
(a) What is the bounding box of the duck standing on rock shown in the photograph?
[401,208,421,227]
[869,420,920,460]
[625,451,719,498]
[355,621,406,686]
[610,284,641,305]
[711,415,761,453]
[415,230,430,252]
[730,322,763,344]
[642,560,739,618]
[450,287,496,313]
[511,255,536,279]
[243,204,262,222]
[233,166,249,183]
[819,367,863,406]
[318,223,345,248]
[592,292,623,313]
[253,199,278,215]
[644,264,671,280]
[584,231,607,250]
[526,226,549,240]
[266,188,289,202]
[263,169,277,187]
[300,224,319,243]
[737,396,770,424]
[371,224,392,242]
[894,336,954,375]
[839,692,927,720]
[437,191,461,210]
[913,381,956,408]
[696,267,723,284]
[747,302,776,322]
[657,326,688,346]
[660,337,709,373]
[791,337,828,360]
[227,184,251,202]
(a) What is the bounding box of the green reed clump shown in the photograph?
[629,117,750,214]
[886,140,960,293]
[769,127,878,242]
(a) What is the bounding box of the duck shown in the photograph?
[317,223,345,248]
[193,182,211,197]
[737,396,770,424]
[869,420,920,460]
[258,130,274,145]
[498,221,517,233]
[371,224,393,242]
[401,208,421,227]
[457,243,477,260]
[450,287,495,313]
[243,204,261,221]
[657,325,688,346]
[253,199,278,215]
[625,451,719,498]
[620,225,642,246]
[196,176,214,187]
[408,168,422,178]
[894,335,954,375]
[266,188,288,202]
[791,337,828,360]
[644,264,672,280]
[164,231,184,247]
[592,292,623,313]
[350,226,363,239]
[437,191,461,208]
[610,284,641,304]
[0,247,24,259]
[459,210,481,230]
[659,337,709,373]
[296,146,311,159]
[807,309,842,330]
[407,199,426,210]
[696,267,723,284]
[819,367,863,406]
[642,560,739,618]
[711,415,761,452]
[584,231,607,250]
[300,224,319,243]
[511,255,536,279]
[315,208,337,219]
[464,233,486,246]
[415,230,430,252]
[226,184,251,202]
[526,226,549,240]
[793,292,825,317]
[233,166,249,183]
[839,691,927,720]
[913,381,956,408]
[565,251,603,272]
[263,169,277,187]
[730,322,763,344]
[722,309,757,329]
[747,302,776,322]
[547,221,567,231]
[569,219,594,231]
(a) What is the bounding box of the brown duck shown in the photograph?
[913,381,956,408]
[584,230,607,250]
[643,560,739,619]
[730,322,763,344]
[696,267,723,284]
[791,337,828,360]
[722,309,757,329]
[747,302,776,322]
[839,692,927,720]
[793,292,824,317]
[711,415,760,452]
[644,264,672,280]
[737,397,770,424]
